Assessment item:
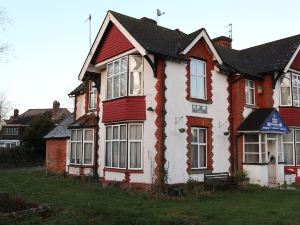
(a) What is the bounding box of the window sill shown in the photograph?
[188,98,212,104]
[243,163,268,165]
[104,167,144,173]
[279,105,300,108]
[189,168,211,174]
[103,95,145,103]
[68,164,94,168]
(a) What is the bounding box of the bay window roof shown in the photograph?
[68,114,97,129]
[238,108,289,133]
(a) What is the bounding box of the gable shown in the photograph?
[186,37,213,61]
[291,51,300,71]
[92,23,134,64]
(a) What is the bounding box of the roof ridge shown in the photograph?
[240,34,300,51]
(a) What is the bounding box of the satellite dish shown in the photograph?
[157,9,165,16]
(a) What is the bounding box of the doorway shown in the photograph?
[267,134,277,185]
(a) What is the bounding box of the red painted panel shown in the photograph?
[93,23,134,64]
[279,107,300,126]
[291,52,300,71]
[102,96,146,123]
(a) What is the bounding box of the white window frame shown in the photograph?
[105,124,127,169]
[282,129,295,166]
[292,73,300,107]
[88,81,97,110]
[245,79,255,106]
[280,73,292,106]
[191,127,207,169]
[105,123,143,170]
[106,55,144,100]
[128,123,143,170]
[243,133,267,164]
[295,129,300,166]
[83,129,94,165]
[128,55,144,97]
[69,129,94,166]
[190,59,207,100]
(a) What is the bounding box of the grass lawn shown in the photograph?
[0,169,300,225]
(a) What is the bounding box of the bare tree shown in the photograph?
[0,8,10,59]
[0,91,10,119]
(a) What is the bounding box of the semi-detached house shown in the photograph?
[47,11,300,188]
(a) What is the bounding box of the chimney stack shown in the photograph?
[14,109,19,120]
[53,100,60,111]
[212,36,232,48]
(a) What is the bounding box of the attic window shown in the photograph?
[190,59,206,100]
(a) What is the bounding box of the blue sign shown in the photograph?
[260,111,289,133]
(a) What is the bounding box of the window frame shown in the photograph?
[88,81,97,110]
[106,55,144,101]
[69,129,94,166]
[104,123,143,170]
[243,133,268,164]
[280,73,292,106]
[190,58,207,100]
[128,123,143,170]
[128,55,144,97]
[191,127,207,169]
[245,79,255,106]
[292,73,300,107]
[282,129,295,166]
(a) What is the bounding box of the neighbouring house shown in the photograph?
[0,116,5,132]
[0,101,71,149]
[44,114,74,173]
[50,10,300,188]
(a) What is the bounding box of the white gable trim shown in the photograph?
[180,30,223,64]
[284,44,300,73]
[78,12,146,81]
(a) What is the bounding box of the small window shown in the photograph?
[292,73,300,107]
[190,59,206,100]
[244,134,267,163]
[88,81,97,110]
[280,73,292,106]
[129,56,143,96]
[191,127,207,169]
[245,79,255,105]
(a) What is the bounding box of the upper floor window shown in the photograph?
[3,127,19,135]
[88,81,97,110]
[245,79,255,105]
[191,127,207,169]
[280,72,300,107]
[106,55,143,100]
[190,59,206,99]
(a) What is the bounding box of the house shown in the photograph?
[60,10,300,188]
[0,101,71,149]
[44,114,74,173]
[0,116,5,132]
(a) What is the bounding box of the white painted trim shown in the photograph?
[289,68,300,74]
[284,44,300,73]
[180,30,223,64]
[79,12,146,81]
[94,49,137,68]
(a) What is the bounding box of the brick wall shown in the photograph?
[46,139,67,173]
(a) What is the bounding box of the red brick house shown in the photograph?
[52,11,300,187]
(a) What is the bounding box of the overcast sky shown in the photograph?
[1,0,300,117]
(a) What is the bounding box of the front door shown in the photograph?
[267,135,277,185]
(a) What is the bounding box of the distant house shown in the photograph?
[0,116,5,132]
[0,101,71,149]
[44,114,74,173]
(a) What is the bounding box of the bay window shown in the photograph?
[105,123,143,169]
[282,129,300,166]
[106,55,143,100]
[190,59,206,99]
[191,127,207,169]
[70,129,94,165]
[280,72,300,107]
[245,79,255,105]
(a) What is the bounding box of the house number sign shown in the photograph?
[192,105,207,114]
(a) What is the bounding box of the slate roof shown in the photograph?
[68,113,97,129]
[110,11,204,59]
[216,34,300,77]
[238,108,283,132]
[5,108,71,125]
[44,114,74,139]
[69,82,86,96]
